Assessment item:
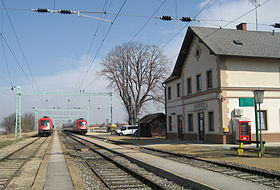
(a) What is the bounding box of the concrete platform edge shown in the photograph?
[106,145,217,190]
[31,134,54,190]
[58,132,86,190]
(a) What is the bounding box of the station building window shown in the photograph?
[206,70,213,89]
[177,83,181,97]
[188,114,193,131]
[168,86,171,100]
[196,74,202,92]
[187,78,192,94]
[208,112,214,131]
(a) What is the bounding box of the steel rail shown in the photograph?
[0,136,50,190]
[87,134,280,181]
[0,137,40,162]
[142,146,280,181]
[66,135,112,189]
[66,132,167,190]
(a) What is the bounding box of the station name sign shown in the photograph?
[194,103,208,111]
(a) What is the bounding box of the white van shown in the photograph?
[116,125,138,136]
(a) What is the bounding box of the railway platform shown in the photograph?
[43,131,74,190]
[88,132,280,172]
[32,131,86,190]
[85,132,279,190]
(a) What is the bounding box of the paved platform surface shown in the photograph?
[44,131,74,190]
[82,134,275,190]
[89,132,280,172]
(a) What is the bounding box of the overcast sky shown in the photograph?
[0,0,279,127]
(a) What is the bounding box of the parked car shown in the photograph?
[116,125,138,136]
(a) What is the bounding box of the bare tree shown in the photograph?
[99,42,169,124]
[0,112,35,134]
[0,113,16,134]
[22,113,35,132]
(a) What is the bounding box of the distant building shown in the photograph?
[139,113,166,137]
[164,23,280,144]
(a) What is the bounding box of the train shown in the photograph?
[38,116,54,136]
[63,118,88,135]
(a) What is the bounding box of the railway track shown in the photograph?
[87,135,280,189]
[141,147,280,189]
[62,132,176,190]
[0,136,49,190]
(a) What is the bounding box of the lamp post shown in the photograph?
[253,90,264,157]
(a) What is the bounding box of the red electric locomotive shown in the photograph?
[38,116,54,136]
[63,118,88,135]
[74,118,88,135]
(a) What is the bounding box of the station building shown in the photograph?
[164,23,280,144]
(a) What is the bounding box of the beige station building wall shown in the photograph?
[166,35,280,143]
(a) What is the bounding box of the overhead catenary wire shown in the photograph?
[130,0,167,42]
[1,9,13,87]
[160,0,216,49]
[201,0,273,41]
[70,0,127,107]
[1,0,44,103]
[70,0,113,106]
[31,8,112,22]
[0,32,39,94]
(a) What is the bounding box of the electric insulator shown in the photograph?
[273,23,280,28]
[161,16,172,21]
[34,8,49,13]
[181,17,192,22]
[59,10,73,14]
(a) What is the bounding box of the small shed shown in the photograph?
[139,113,166,137]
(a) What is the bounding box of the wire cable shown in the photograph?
[130,0,167,42]
[1,9,13,87]
[0,31,38,93]
[1,0,44,103]
[71,0,127,106]
[160,0,216,49]
[70,0,112,106]
[201,0,273,41]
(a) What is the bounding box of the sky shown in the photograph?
[0,0,279,127]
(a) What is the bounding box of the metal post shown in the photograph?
[110,92,113,133]
[34,107,38,132]
[254,100,259,148]
[87,107,90,126]
[258,103,263,157]
[15,86,22,138]
[138,118,140,143]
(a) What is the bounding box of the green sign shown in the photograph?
[239,98,254,107]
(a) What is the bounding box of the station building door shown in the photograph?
[177,115,183,140]
[198,113,205,141]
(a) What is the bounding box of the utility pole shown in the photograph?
[15,86,22,138]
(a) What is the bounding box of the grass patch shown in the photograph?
[0,140,14,150]
[0,132,35,150]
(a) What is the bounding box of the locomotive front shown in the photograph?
[76,118,88,135]
[38,116,54,136]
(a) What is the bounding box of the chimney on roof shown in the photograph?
[236,23,247,31]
